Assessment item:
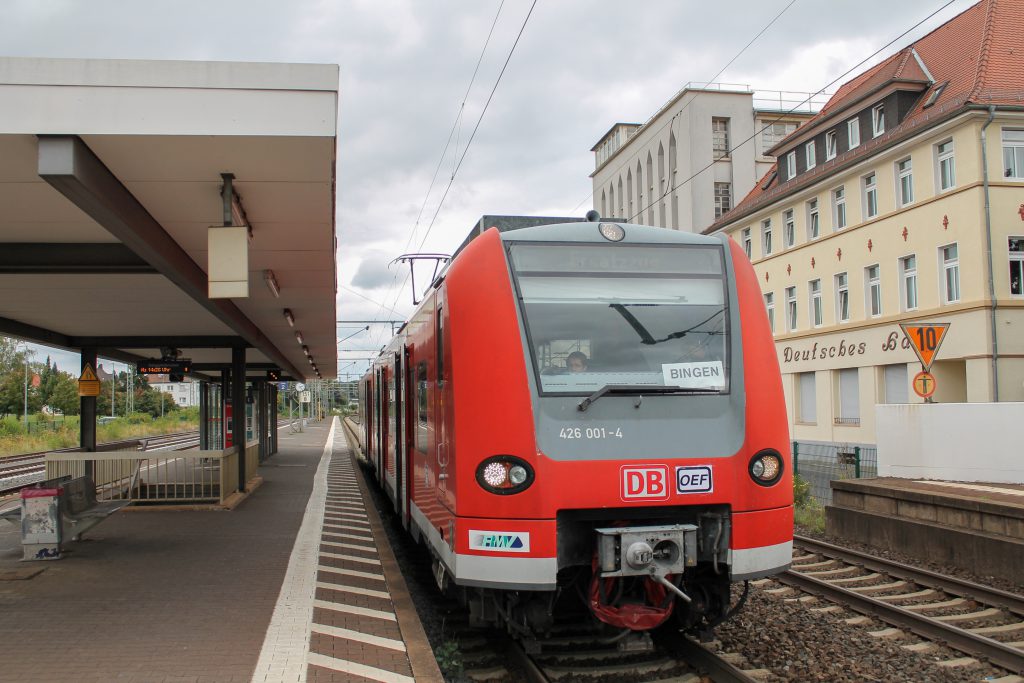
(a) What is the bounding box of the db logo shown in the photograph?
[621,465,670,501]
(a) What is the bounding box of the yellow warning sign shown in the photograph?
[900,323,950,371]
[78,363,101,397]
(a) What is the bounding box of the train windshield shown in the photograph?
[509,242,729,395]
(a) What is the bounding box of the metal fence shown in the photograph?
[792,441,877,506]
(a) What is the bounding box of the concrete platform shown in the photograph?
[827,477,1024,586]
[0,418,442,683]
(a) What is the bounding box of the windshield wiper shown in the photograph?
[577,384,721,412]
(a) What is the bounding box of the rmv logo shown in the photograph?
[478,534,523,549]
[621,465,670,501]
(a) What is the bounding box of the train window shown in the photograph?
[510,243,729,395]
[415,362,428,453]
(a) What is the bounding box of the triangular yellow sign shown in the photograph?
[900,323,950,370]
[80,364,99,382]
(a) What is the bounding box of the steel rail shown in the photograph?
[794,535,1024,616]
[655,631,762,683]
[505,640,550,683]
[777,570,1024,674]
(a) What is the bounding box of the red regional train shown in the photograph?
[357,216,791,637]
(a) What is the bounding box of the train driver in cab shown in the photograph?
[567,351,589,373]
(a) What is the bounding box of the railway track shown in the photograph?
[768,535,1024,675]
[450,622,768,683]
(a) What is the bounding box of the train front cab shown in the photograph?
[436,223,792,633]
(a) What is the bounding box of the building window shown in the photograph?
[807,198,819,240]
[786,151,796,180]
[832,186,846,230]
[865,264,881,317]
[936,139,955,191]
[900,255,918,311]
[863,172,878,218]
[809,279,823,327]
[1003,129,1024,178]
[941,243,960,303]
[836,368,860,425]
[847,118,860,149]
[764,292,775,332]
[783,209,795,248]
[883,364,909,404]
[805,141,816,170]
[714,182,731,219]
[762,219,773,256]
[1010,237,1024,296]
[798,372,816,424]
[835,272,850,322]
[825,130,837,160]
[872,103,885,137]
[785,286,797,331]
[763,121,798,149]
[712,117,730,158]
[741,228,752,258]
[896,157,914,206]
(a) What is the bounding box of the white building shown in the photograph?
[150,379,199,407]
[591,83,825,232]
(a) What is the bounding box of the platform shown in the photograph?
[0,418,442,683]
[827,477,1024,586]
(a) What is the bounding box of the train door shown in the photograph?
[402,345,414,529]
[435,303,451,511]
[375,367,385,481]
[392,351,403,516]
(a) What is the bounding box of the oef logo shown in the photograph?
[621,465,670,501]
[676,466,713,494]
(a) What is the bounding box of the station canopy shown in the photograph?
[0,57,338,380]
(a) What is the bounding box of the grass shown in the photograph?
[0,410,199,458]
[793,473,826,534]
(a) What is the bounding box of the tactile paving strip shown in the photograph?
[306,445,415,683]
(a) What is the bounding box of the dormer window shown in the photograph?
[872,104,885,137]
[786,151,796,179]
[805,141,816,170]
[825,130,837,160]
[847,118,860,149]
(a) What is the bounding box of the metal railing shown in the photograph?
[792,441,877,506]
[43,444,257,505]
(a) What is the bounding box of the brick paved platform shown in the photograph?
[0,418,442,683]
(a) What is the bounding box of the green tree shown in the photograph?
[49,371,81,416]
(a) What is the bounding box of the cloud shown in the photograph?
[350,250,400,289]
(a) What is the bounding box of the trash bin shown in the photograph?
[21,486,63,561]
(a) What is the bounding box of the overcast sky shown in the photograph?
[2,0,974,378]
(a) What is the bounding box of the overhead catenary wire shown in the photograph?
[626,0,962,224]
[371,0,540,353]
[569,0,799,214]
[361,0,517,353]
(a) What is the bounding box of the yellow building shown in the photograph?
[707,0,1024,447]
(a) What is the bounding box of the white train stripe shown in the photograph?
[307,652,414,683]
[320,551,382,566]
[313,598,395,622]
[318,564,385,582]
[311,623,406,652]
[315,581,391,600]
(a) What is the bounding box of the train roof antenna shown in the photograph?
[390,253,451,306]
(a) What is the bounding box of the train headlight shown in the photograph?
[749,449,783,486]
[476,456,534,495]
[598,223,625,241]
